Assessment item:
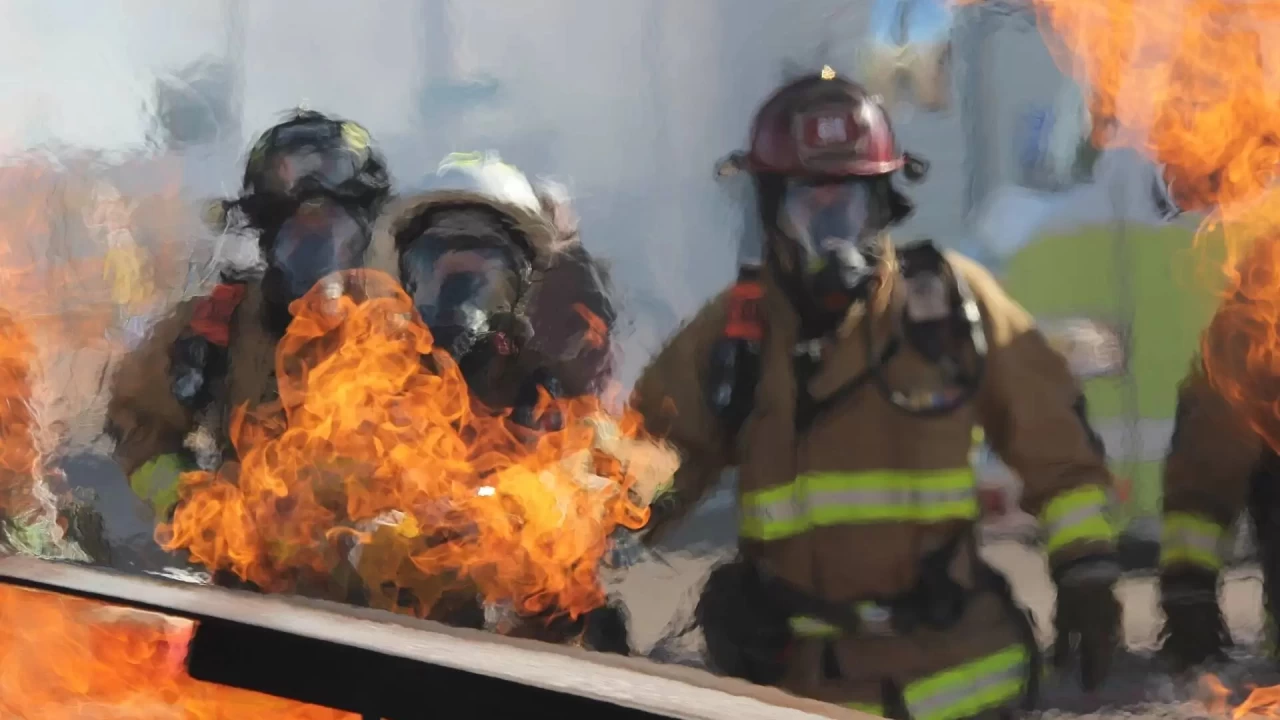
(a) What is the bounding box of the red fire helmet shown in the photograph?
[746,70,905,178]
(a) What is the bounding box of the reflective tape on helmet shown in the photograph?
[1160,511,1225,572]
[432,150,542,215]
[739,469,978,542]
[340,121,370,151]
[1039,484,1117,555]
[903,644,1030,720]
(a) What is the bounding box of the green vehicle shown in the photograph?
[971,215,1223,569]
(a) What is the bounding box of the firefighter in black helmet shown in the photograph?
[103,109,448,612]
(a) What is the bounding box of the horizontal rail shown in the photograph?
[0,556,875,720]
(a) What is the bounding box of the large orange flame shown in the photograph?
[945,1,1280,448]
[0,156,193,557]
[0,583,355,719]
[158,269,673,622]
[0,309,42,519]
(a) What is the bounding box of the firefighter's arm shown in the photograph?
[629,292,735,546]
[105,302,198,514]
[955,256,1117,568]
[1161,359,1261,575]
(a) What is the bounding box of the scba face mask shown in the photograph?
[777,177,881,306]
[398,207,532,366]
[263,195,372,306]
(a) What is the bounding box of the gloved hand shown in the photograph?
[696,559,792,686]
[1051,558,1122,691]
[1158,567,1231,671]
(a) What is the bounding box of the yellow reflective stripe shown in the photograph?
[845,701,885,717]
[438,150,520,175]
[740,469,978,542]
[789,616,840,638]
[1039,485,1116,554]
[790,601,893,638]
[1159,511,1224,571]
[904,644,1029,720]
[340,121,370,151]
[129,454,188,517]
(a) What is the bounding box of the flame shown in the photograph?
[0,308,42,518]
[951,0,1280,708]
[159,269,674,622]
[572,303,608,350]
[1201,673,1280,718]
[0,154,195,558]
[942,2,1280,447]
[0,583,355,719]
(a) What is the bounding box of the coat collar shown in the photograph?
[762,235,904,400]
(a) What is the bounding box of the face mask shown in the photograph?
[400,233,524,361]
[777,178,880,305]
[264,196,371,305]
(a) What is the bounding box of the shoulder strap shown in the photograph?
[187,282,248,348]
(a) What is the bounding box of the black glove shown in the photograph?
[1051,558,1122,691]
[696,559,791,686]
[582,601,632,655]
[1159,567,1231,671]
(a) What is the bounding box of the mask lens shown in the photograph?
[269,198,368,300]
[779,179,872,256]
[401,241,518,332]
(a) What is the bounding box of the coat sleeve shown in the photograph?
[105,300,198,479]
[951,254,1118,568]
[1161,357,1262,574]
[630,291,735,546]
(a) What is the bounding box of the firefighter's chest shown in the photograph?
[741,339,979,472]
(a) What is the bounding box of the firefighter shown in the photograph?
[374,150,618,430]
[104,109,407,606]
[371,151,629,651]
[1158,249,1277,670]
[628,69,1122,716]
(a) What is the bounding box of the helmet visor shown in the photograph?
[778,178,873,259]
[261,146,363,197]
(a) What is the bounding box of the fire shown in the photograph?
[951,0,1280,451]
[158,269,674,622]
[1201,673,1280,718]
[954,0,1280,710]
[0,309,42,519]
[0,583,354,719]
[0,156,194,561]
[572,303,609,349]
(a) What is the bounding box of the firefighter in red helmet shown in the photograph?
[629,70,1122,716]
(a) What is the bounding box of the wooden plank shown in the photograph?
[0,556,879,720]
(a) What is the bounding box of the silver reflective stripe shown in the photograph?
[1043,504,1106,543]
[907,657,1027,720]
[1165,524,1220,557]
[748,487,976,524]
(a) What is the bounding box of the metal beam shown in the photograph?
[0,556,875,720]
